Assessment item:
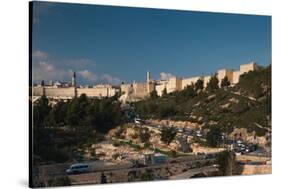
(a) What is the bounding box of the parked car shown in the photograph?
[196,130,203,137]
[134,118,144,124]
[66,163,90,175]
[212,164,219,168]
[177,128,183,133]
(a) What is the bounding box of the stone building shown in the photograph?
[120,62,258,100]
[33,72,120,99]
[33,62,259,102]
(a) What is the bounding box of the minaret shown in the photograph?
[72,71,76,87]
[146,71,155,94]
[146,71,151,83]
[41,80,46,96]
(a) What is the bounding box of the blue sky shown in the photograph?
[32,1,271,85]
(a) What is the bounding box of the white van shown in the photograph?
[66,163,90,174]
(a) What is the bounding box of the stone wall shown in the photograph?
[203,76,211,88]
[166,77,182,93]
[33,62,259,101]
[33,86,118,99]
[241,164,271,175]
[155,84,166,96]
[133,83,148,98]
[232,71,241,84]
[217,69,234,84]
[121,84,132,95]
[240,62,258,74]
[147,82,155,94]
[33,87,44,96]
[45,87,76,98]
[182,76,201,89]
[77,88,109,98]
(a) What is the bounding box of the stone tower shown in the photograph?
[72,71,76,87]
[146,71,151,83]
[146,71,155,94]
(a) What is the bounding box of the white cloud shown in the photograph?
[160,72,175,80]
[32,50,48,59]
[33,61,72,82]
[77,70,98,82]
[31,52,121,85]
[67,59,95,65]
[101,74,122,85]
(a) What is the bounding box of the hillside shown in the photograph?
[134,65,271,137]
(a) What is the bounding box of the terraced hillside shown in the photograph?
[134,65,271,138]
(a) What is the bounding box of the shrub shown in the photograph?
[48,177,71,187]
[160,127,177,145]
[139,128,151,143]
[206,126,222,147]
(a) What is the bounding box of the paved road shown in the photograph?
[138,122,205,138]
[69,158,216,185]
[169,165,218,179]
[37,156,216,182]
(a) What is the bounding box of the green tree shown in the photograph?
[238,65,271,98]
[182,85,196,98]
[150,90,159,99]
[140,170,153,181]
[44,101,68,127]
[162,87,168,97]
[159,103,176,118]
[220,76,231,88]
[160,127,177,145]
[139,127,151,143]
[33,95,51,128]
[101,173,107,184]
[66,94,89,128]
[195,78,204,91]
[216,150,237,176]
[206,126,222,147]
[48,177,71,187]
[86,97,123,133]
[206,75,219,92]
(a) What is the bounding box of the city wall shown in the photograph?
[33,86,119,99]
[34,62,258,100]
[33,87,44,96]
[45,87,76,98]
[182,76,201,89]
[155,84,166,96]
[217,69,234,84]
[232,71,241,84]
[166,77,182,93]
[203,76,211,88]
[121,84,132,95]
[77,88,109,98]
[132,83,148,98]
[33,87,76,98]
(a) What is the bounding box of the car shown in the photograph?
[196,130,203,137]
[134,118,144,124]
[235,152,242,156]
[66,163,90,175]
[177,128,183,133]
[213,164,219,168]
[240,146,246,151]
